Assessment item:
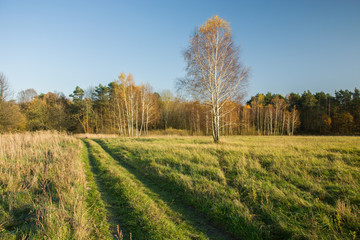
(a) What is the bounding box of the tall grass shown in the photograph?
[75,133,119,139]
[98,136,360,240]
[0,132,95,239]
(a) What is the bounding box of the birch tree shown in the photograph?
[139,83,157,136]
[178,16,248,142]
[0,73,10,102]
[160,90,173,130]
[18,88,37,104]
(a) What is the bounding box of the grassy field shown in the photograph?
[1,133,360,239]
[0,132,111,239]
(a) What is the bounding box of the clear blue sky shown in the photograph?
[1,0,359,100]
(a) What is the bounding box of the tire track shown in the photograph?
[85,139,218,240]
[83,139,128,239]
[94,139,236,240]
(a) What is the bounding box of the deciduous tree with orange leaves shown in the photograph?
[178,16,248,142]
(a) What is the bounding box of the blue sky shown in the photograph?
[1,0,359,100]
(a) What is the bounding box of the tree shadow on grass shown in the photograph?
[210,149,294,239]
[83,140,134,240]
[95,139,261,240]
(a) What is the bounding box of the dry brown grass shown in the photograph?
[74,128,190,139]
[0,131,92,239]
[75,133,119,139]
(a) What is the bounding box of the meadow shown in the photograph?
[1,133,359,239]
[0,132,111,239]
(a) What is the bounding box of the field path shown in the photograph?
[84,139,234,240]
[83,140,128,239]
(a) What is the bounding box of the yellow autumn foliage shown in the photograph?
[199,15,231,34]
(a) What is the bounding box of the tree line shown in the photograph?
[1,16,358,139]
[0,72,359,135]
[244,90,360,135]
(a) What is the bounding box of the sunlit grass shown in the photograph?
[99,136,360,239]
[1,133,359,239]
[0,132,110,239]
[85,139,210,240]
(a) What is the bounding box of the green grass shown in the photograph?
[80,141,112,239]
[96,136,360,240]
[2,134,359,239]
[84,139,220,239]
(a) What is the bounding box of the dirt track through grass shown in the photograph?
[84,139,232,240]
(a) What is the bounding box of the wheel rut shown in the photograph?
[85,139,236,240]
[83,139,128,239]
[93,139,236,240]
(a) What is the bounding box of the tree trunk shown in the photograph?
[212,103,220,143]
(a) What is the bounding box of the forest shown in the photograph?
[0,72,359,136]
